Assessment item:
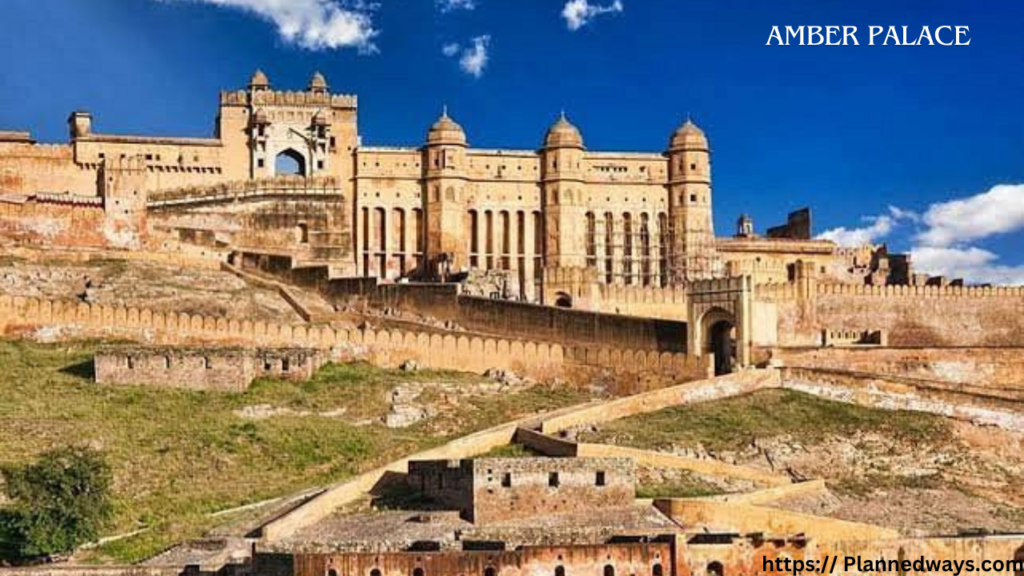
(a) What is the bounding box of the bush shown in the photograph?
[0,447,113,559]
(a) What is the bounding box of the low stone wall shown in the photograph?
[773,346,1024,400]
[576,444,790,487]
[654,498,899,541]
[781,367,1024,432]
[539,369,782,434]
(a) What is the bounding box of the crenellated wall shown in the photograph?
[763,280,1024,347]
[0,295,706,383]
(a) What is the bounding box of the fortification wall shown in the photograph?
[0,198,108,248]
[595,284,689,321]
[294,542,672,576]
[249,260,689,353]
[770,283,1024,347]
[781,367,1024,432]
[0,143,97,195]
[773,346,1024,397]
[654,499,899,541]
[0,296,704,383]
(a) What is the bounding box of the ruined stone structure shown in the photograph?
[407,457,635,523]
[94,346,326,392]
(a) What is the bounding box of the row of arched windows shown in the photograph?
[585,211,669,287]
[326,562,684,576]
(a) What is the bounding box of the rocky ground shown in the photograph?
[578,390,1024,535]
[0,257,300,322]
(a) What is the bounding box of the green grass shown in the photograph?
[579,389,953,453]
[0,340,595,564]
[636,472,726,499]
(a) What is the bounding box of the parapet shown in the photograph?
[94,345,327,392]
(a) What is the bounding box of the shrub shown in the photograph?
[1,447,113,559]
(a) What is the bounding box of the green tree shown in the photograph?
[0,447,113,559]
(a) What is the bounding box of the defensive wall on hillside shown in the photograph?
[0,295,708,383]
[781,366,1024,432]
[237,256,689,352]
[772,346,1024,397]
[757,280,1024,347]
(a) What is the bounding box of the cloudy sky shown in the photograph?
[0,0,1022,283]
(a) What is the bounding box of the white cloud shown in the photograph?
[817,185,1024,285]
[910,246,1024,286]
[443,35,490,78]
[562,0,623,31]
[816,214,897,247]
[915,184,1024,247]
[436,0,476,12]
[442,42,461,57]
[159,0,378,51]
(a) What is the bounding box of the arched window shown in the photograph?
[328,570,338,576]
[555,567,566,576]
[414,568,425,576]
[275,149,306,176]
[296,223,309,244]
[554,292,573,308]
[604,565,615,576]
[485,568,496,576]
[707,562,723,576]
[371,570,382,576]
[652,564,663,576]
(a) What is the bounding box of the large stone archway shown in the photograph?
[687,276,753,369]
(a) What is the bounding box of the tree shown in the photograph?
[0,447,113,559]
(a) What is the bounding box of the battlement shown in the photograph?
[32,192,104,207]
[816,282,1024,297]
[0,130,34,144]
[79,134,222,148]
[103,155,148,172]
[148,175,343,206]
[219,89,357,109]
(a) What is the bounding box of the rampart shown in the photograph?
[759,280,1024,347]
[0,296,706,383]
[241,257,689,353]
[772,346,1024,399]
[781,366,1024,432]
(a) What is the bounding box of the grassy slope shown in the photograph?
[0,341,593,564]
[580,388,952,454]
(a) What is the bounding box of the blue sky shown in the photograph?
[1,0,1022,283]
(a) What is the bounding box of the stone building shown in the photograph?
[0,70,908,305]
[407,457,636,524]
[94,346,326,392]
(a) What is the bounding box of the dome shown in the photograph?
[426,107,467,146]
[544,112,584,149]
[669,118,708,151]
[308,71,328,92]
[249,69,270,89]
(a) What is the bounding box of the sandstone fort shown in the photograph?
[0,71,1020,576]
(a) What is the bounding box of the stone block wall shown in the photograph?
[0,295,706,385]
[94,346,326,392]
[293,539,672,576]
[408,457,635,524]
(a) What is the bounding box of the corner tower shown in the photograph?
[422,108,469,279]
[540,113,587,269]
[667,119,721,282]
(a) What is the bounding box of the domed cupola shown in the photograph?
[249,69,271,91]
[669,118,708,151]
[308,71,329,94]
[426,107,467,146]
[543,112,584,149]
